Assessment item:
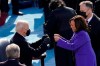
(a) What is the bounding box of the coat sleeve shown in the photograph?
[27,41,48,57]
[57,32,89,51]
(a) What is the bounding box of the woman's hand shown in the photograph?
[54,34,61,42]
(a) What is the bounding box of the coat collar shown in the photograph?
[14,32,25,40]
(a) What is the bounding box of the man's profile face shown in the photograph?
[22,24,29,36]
[80,4,88,12]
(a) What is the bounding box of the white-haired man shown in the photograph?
[0,43,26,66]
[10,20,50,66]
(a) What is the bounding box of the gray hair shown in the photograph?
[6,43,20,59]
[79,1,93,9]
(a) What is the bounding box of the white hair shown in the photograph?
[6,43,20,59]
[16,20,29,32]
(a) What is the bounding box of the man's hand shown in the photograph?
[42,37,50,45]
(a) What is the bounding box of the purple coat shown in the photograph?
[57,30,97,66]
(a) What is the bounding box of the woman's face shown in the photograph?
[70,20,76,32]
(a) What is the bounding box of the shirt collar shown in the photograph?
[87,13,93,23]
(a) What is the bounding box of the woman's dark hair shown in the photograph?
[49,0,66,11]
[69,15,89,33]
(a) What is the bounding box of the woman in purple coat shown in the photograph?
[54,15,97,66]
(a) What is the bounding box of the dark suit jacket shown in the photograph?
[88,14,100,66]
[10,32,48,66]
[88,14,100,51]
[0,59,25,66]
[45,6,76,66]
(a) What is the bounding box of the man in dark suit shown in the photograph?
[79,1,100,66]
[0,43,25,66]
[10,20,49,66]
[44,0,76,66]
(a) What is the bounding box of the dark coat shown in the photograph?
[88,14,100,66]
[45,6,76,66]
[45,6,76,39]
[10,32,48,66]
[88,14,100,51]
[0,59,25,66]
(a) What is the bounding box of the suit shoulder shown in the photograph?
[19,64,26,66]
[65,6,75,11]
[94,14,100,21]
